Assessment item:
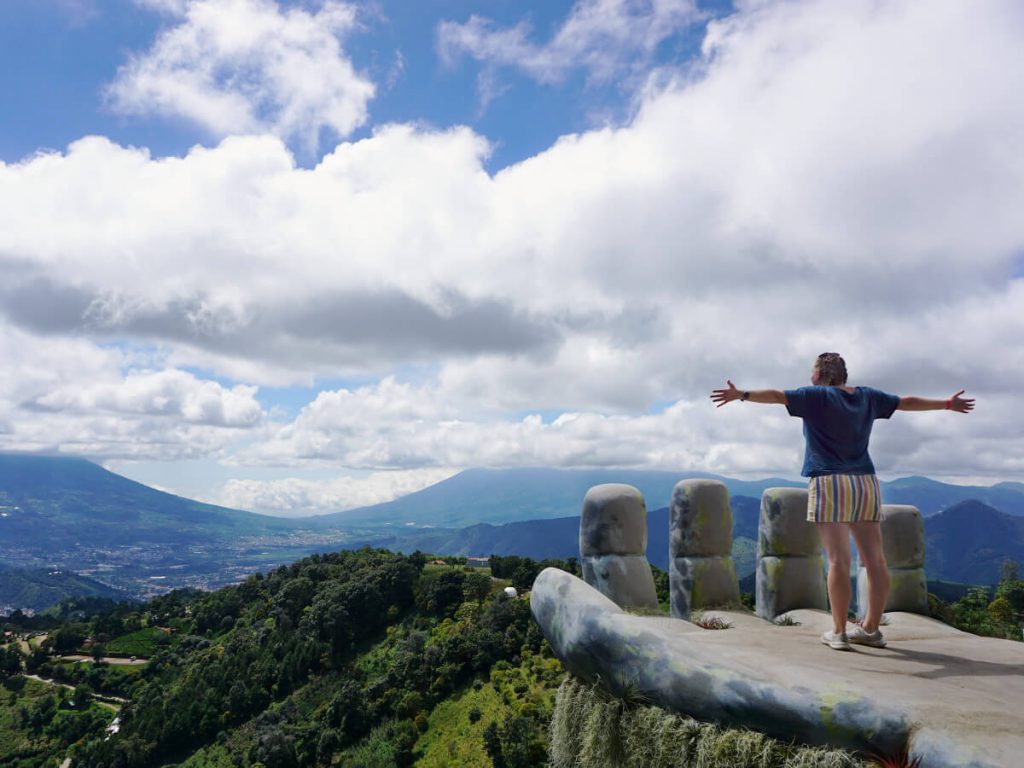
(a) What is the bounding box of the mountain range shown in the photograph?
[350,497,1024,588]
[2,453,1023,609]
[312,467,1024,527]
[0,454,350,599]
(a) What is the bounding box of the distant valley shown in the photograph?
[2,453,1023,610]
[0,454,363,600]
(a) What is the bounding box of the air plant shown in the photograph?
[692,613,733,630]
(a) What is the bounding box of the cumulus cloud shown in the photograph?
[2,0,1023,484]
[28,369,263,428]
[0,326,265,460]
[107,0,374,148]
[437,0,702,86]
[0,268,556,372]
[217,468,458,516]
[233,374,1023,483]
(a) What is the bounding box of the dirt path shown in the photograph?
[24,674,127,705]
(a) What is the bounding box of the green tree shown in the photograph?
[0,646,22,676]
[52,625,86,654]
[995,559,1024,620]
[72,683,93,710]
[463,570,492,603]
[989,596,1014,624]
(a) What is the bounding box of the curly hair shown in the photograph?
[815,352,848,386]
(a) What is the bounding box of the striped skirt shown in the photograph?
[807,473,881,523]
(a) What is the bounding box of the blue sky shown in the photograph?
[1,0,1022,516]
[1,0,731,169]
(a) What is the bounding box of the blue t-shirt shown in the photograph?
[784,386,900,477]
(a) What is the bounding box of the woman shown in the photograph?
[710,353,974,650]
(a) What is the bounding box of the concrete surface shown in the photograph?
[580,483,659,611]
[669,479,740,618]
[532,567,1024,768]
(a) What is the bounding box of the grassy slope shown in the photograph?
[415,682,503,767]
[415,650,564,767]
[103,627,176,657]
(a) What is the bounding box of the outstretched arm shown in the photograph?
[710,380,787,408]
[897,389,974,414]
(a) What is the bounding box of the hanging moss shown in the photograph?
[549,677,870,768]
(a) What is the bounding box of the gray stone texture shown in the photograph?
[856,565,929,615]
[669,479,740,618]
[580,483,649,556]
[757,555,828,619]
[669,479,732,556]
[876,504,925,569]
[758,487,821,556]
[582,554,659,610]
[670,556,740,617]
[857,504,928,616]
[530,567,1024,768]
[756,488,827,619]
[531,568,910,758]
[579,483,659,611]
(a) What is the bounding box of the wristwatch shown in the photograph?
[741,391,750,401]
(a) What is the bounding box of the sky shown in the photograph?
[2,0,1023,518]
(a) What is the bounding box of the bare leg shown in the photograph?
[850,521,889,633]
[816,522,852,635]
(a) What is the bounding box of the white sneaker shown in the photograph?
[820,630,852,651]
[848,624,887,648]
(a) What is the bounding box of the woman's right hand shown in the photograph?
[711,380,741,408]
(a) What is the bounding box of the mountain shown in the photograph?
[311,468,1024,528]
[0,566,131,613]
[0,454,343,599]
[4,454,1022,605]
[309,467,803,528]
[349,495,764,574]
[357,494,1024,588]
[923,500,1024,584]
[882,475,1024,516]
[0,453,297,545]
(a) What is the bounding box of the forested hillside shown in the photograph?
[1,549,571,767]
[3,548,1020,767]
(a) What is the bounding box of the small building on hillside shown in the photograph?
[466,557,490,568]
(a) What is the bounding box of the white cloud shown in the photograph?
[239,378,716,470]
[437,0,702,86]
[1,0,1023,483]
[108,0,375,149]
[0,327,265,460]
[30,369,263,427]
[233,375,1013,483]
[217,468,458,516]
